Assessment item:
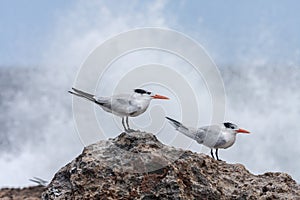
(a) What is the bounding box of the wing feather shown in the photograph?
[195,125,223,147]
[95,95,140,115]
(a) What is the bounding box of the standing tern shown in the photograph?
[69,88,169,132]
[166,117,250,161]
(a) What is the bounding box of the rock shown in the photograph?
[0,186,44,200]
[41,131,300,199]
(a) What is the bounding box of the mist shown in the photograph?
[0,0,170,187]
[1,0,300,187]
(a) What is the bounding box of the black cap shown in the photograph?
[223,122,237,129]
[134,89,151,95]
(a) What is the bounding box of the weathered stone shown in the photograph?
[1,131,298,199]
[0,186,44,200]
[40,131,300,199]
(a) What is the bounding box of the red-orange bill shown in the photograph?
[151,94,169,100]
[237,128,250,134]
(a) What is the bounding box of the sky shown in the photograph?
[1,0,300,67]
[1,0,300,187]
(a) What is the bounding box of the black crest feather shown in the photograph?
[223,122,237,129]
[134,89,151,95]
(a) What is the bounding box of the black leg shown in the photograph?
[126,116,130,129]
[216,149,221,161]
[125,116,136,132]
[121,117,127,131]
[210,149,215,159]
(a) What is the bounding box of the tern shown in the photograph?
[69,88,169,131]
[166,117,250,161]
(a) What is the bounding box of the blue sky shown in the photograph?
[173,0,300,65]
[1,0,300,66]
[0,0,72,66]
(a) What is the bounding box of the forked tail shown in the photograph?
[68,87,95,102]
[165,117,196,140]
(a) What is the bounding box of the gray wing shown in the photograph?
[214,137,227,148]
[95,94,140,115]
[194,128,207,144]
[195,125,223,147]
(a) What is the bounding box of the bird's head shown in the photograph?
[133,89,169,100]
[223,122,250,134]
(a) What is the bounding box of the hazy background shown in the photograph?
[1,0,300,187]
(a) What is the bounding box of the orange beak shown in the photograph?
[237,128,250,134]
[151,94,169,100]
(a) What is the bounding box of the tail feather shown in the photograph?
[29,177,47,186]
[68,88,95,102]
[71,87,94,98]
[165,117,196,140]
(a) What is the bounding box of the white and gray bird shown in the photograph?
[166,117,250,161]
[69,88,169,131]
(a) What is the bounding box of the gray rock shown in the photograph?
[0,186,44,200]
[42,131,300,199]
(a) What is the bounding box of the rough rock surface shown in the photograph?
[0,186,44,200]
[41,131,300,199]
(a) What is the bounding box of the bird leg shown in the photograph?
[125,116,135,132]
[210,149,215,159]
[215,149,221,161]
[121,117,127,132]
[210,149,221,161]
[126,116,130,130]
